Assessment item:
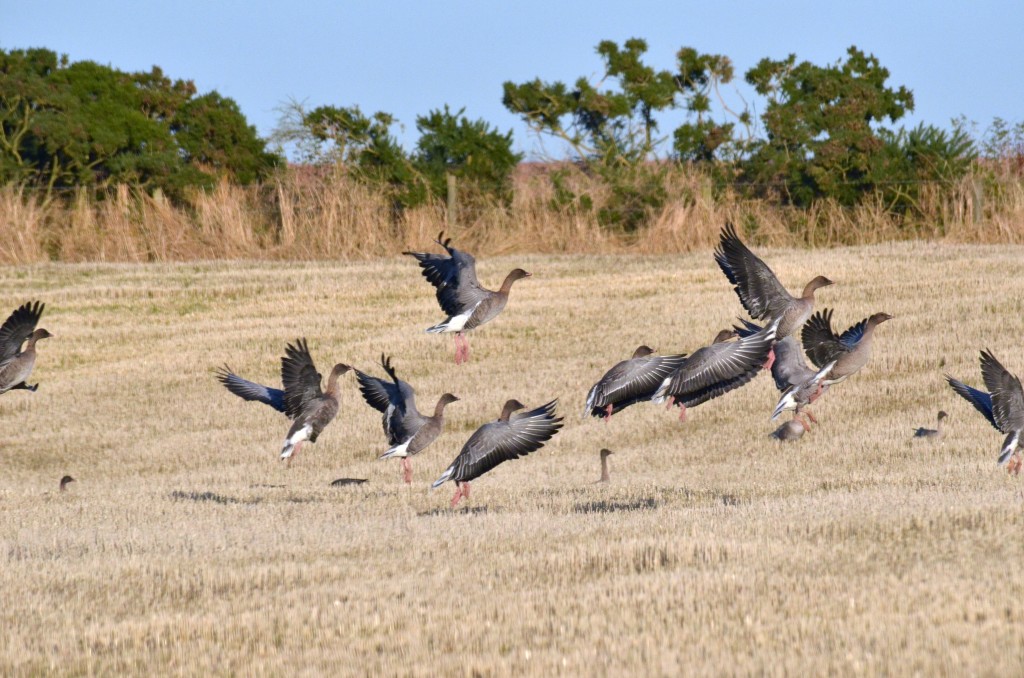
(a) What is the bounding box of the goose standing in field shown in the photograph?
[801,309,893,385]
[215,340,349,463]
[404,232,531,365]
[596,448,613,483]
[947,350,1024,475]
[770,419,807,441]
[584,346,687,421]
[652,320,779,421]
[714,222,832,368]
[0,301,53,395]
[353,354,459,483]
[913,411,948,441]
[735,320,835,426]
[432,399,563,507]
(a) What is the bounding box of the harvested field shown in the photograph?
[2,242,1024,675]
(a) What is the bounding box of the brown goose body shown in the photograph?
[0,301,51,394]
[715,222,832,340]
[432,399,563,507]
[947,351,1024,473]
[913,411,947,441]
[802,310,893,384]
[584,346,687,420]
[279,339,350,462]
[405,232,531,364]
[770,419,807,441]
[652,321,778,419]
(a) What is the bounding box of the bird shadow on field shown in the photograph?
[169,489,322,505]
[572,497,660,514]
[417,506,492,517]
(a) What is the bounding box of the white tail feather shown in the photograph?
[280,424,311,460]
[431,465,455,489]
[379,440,411,460]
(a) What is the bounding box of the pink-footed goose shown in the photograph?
[735,319,835,427]
[947,350,1024,475]
[432,399,563,507]
[353,354,459,484]
[652,321,779,421]
[801,309,893,385]
[0,301,53,395]
[715,223,832,368]
[913,411,948,441]
[584,346,687,421]
[215,340,350,464]
[405,232,531,365]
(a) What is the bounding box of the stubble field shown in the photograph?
[2,241,1024,676]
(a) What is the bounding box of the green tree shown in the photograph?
[413,105,521,206]
[503,38,745,230]
[741,46,915,206]
[0,48,280,199]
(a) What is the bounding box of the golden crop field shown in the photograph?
[2,241,1024,676]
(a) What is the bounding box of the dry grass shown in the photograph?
[2,243,1024,675]
[2,166,1024,264]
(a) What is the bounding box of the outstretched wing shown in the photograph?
[801,309,862,369]
[404,233,488,317]
[657,320,778,408]
[980,350,1024,435]
[946,375,997,431]
[437,400,563,485]
[714,222,792,321]
[215,365,287,414]
[281,338,323,419]
[0,301,44,364]
[584,354,688,417]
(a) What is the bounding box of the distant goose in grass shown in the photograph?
[59,475,75,491]
[0,301,52,395]
[735,321,835,427]
[404,231,531,364]
[770,419,807,441]
[913,411,948,441]
[597,448,613,483]
[353,354,459,483]
[584,346,687,421]
[715,222,832,368]
[432,399,563,507]
[215,340,349,463]
[652,320,779,421]
[330,478,368,487]
[801,309,893,385]
[947,350,1024,475]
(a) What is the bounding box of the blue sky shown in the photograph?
[4,1,1021,158]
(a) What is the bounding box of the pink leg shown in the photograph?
[678,404,687,422]
[763,348,776,372]
[286,441,303,467]
[804,409,818,425]
[453,334,463,365]
[450,482,468,508]
[402,457,413,484]
[664,396,675,411]
[604,404,613,422]
[796,415,810,430]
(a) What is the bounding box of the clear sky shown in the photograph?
[4,1,1021,158]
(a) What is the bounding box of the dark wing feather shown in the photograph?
[451,400,563,483]
[801,309,852,369]
[663,321,777,407]
[281,339,323,419]
[0,301,44,364]
[215,365,287,414]
[946,375,997,431]
[404,240,488,317]
[585,354,688,417]
[980,350,1024,434]
[838,319,867,349]
[354,370,400,414]
[770,335,817,392]
[714,222,793,320]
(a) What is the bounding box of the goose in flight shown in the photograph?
[0,301,53,395]
[947,350,1024,475]
[432,399,563,507]
[353,354,458,483]
[405,232,531,364]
